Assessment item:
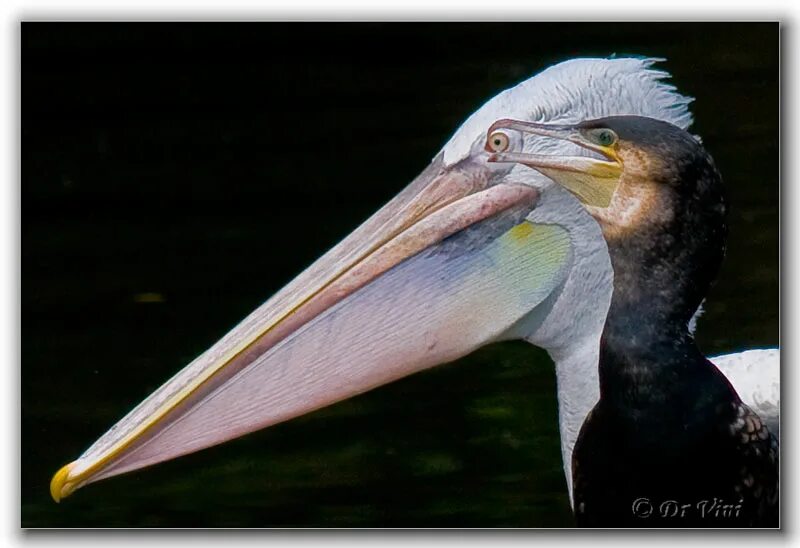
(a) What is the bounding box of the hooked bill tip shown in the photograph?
[50,462,76,503]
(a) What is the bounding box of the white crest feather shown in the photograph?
[441,57,694,165]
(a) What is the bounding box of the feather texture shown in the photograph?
[442,57,694,166]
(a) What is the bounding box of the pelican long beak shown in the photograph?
[51,153,574,502]
[486,119,623,208]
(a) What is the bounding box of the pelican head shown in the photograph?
[51,57,693,503]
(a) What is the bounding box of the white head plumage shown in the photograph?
[441,57,694,166]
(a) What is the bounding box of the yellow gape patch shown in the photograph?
[580,145,673,239]
[538,166,620,209]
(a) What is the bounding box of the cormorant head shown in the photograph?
[486,115,727,327]
[485,116,725,235]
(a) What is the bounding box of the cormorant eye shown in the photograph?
[589,128,618,147]
[487,131,511,153]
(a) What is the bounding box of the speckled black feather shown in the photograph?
[571,116,778,528]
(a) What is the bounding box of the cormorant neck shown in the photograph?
[595,129,727,356]
[599,314,701,408]
[603,219,705,336]
[597,179,726,408]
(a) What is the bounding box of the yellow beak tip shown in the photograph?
[50,463,76,503]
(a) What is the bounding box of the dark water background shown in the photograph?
[22,22,778,527]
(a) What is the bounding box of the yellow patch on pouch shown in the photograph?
[508,221,534,241]
[494,222,571,290]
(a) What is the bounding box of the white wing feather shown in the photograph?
[711,349,780,437]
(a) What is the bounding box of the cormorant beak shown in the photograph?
[485,119,623,208]
[51,153,573,502]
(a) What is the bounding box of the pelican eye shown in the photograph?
[587,128,618,147]
[487,131,511,153]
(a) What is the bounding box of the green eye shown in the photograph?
[590,128,618,147]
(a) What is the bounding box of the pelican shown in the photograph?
[50,57,779,511]
[486,115,778,526]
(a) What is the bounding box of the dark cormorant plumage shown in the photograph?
[486,115,779,527]
[566,117,778,527]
